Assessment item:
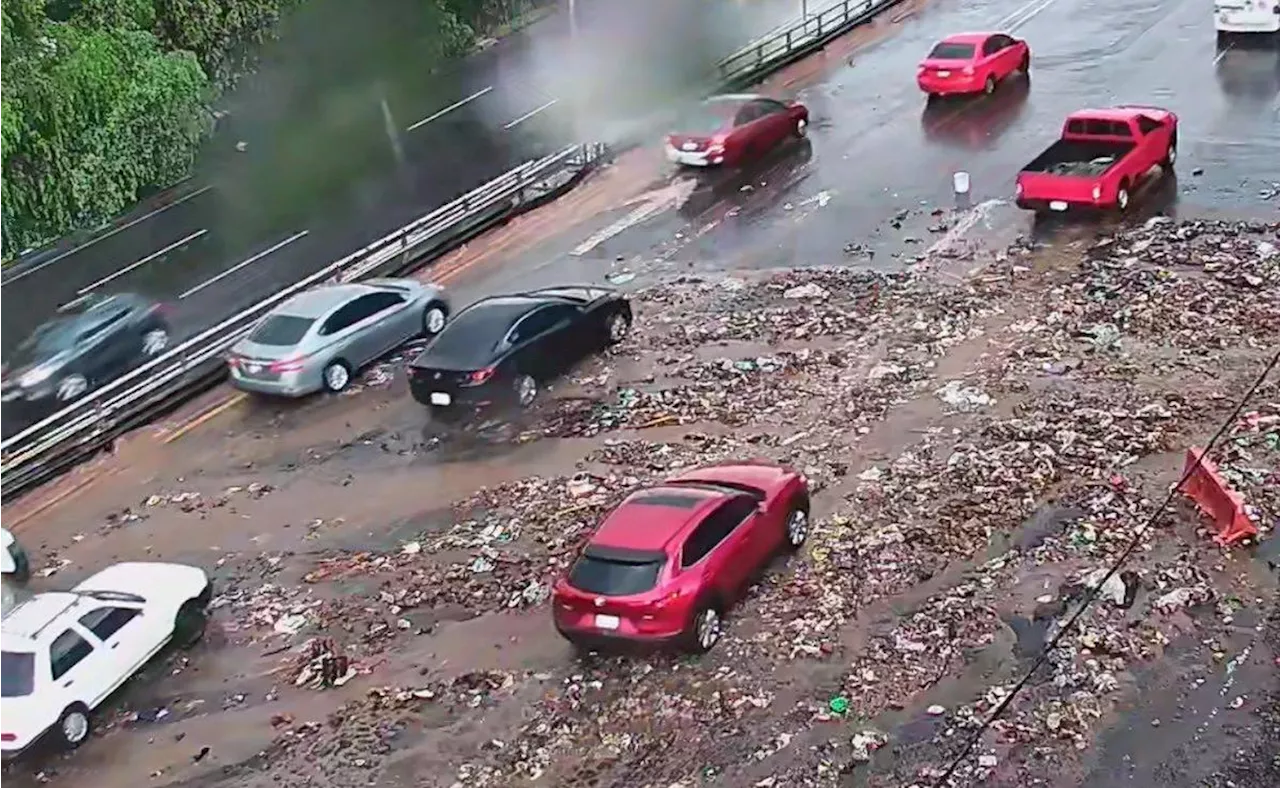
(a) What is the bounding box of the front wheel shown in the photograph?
[1019,51,1030,73]
[793,117,808,138]
[983,75,996,95]
[421,301,449,336]
[603,310,632,346]
[1162,134,1178,169]
[56,373,90,402]
[55,704,92,750]
[1116,185,1131,212]
[513,374,538,409]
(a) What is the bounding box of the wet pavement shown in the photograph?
[563,0,1280,275]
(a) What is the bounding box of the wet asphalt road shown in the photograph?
[0,0,807,361]
[563,0,1280,275]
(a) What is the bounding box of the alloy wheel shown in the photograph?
[143,328,169,355]
[324,363,350,392]
[786,509,809,547]
[696,608,722,651]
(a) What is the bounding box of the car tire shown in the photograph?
[513,374,538,409]
[983,75,996,95]
[173,599,208,648]
[55,704,92,750]
[686,601,724,654]
[1116,183,1131,212]
[793,117,808,138]
[1162,134,1177,169]
[1020,51,1030,73]
[421,301,449,336]
[603,309,632,346]
[321,360,353,393]
[141,325,170,356]
[56,373,90,402]
[783,500,811,552]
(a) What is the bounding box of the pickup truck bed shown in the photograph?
[1022,139,1136,178]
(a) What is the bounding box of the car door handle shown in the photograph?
[62,679,74,688]
[110,642,119,650]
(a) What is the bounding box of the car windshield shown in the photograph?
[928,42,976,59]
[569,554,664,596]
[675,105,733,135]
[249,314,314,346]
[13,320,79,364]
[1,650,35,697]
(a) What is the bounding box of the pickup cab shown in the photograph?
[1015,107,1178,214]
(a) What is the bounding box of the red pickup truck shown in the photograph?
[1015,106,1178,214]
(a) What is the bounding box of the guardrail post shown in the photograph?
[786,29,792,51]
[843,0,850,18]
[756,42,764,68]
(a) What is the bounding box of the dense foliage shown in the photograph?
[1,0,537,257]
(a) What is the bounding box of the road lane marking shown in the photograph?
[179,230,309,299]
[1005,0,1061,32]
[76,228,208,295]
[162,392,247,444]
[4,185,213,286]
[406,86,494,131]
[1212,42,1233,65]
[503,99,558,130]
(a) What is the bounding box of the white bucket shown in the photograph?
[953,171,971,194]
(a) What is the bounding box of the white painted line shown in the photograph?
[406,87,493,131]
[1006,0,1060,32]
[6,186,213,285]
[76,229,208,295]
[503,99,558,130]
[179,230,309,299]
[1212,43,1233,66]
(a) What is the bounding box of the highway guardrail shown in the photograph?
[0,143,608,500]
[1,0,903,501]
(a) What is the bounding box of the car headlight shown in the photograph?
[1091,184,1103,200]
[19,365,55,387]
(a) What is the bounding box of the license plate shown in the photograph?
[594,614,620,630]
[429,392,451,406]
[936,70,951,77]
[681,142,697,151]
[1049,201,1069,212]
[246,364,262,374]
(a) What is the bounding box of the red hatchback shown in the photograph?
[553,462,810,653]
[917,32,1030,98]
[664,94,810,168]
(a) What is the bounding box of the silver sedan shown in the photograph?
[227,278,449,397]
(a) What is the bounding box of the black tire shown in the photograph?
[602,309,632,346]
[1162,132,1178,169]
[513,373,538,409]
[321,359,353,393]
[685,600,725,654]
[1020,51,1030,73]
[1116,182,1132,213]
[173,599,208,648]
[421,301,450,336]
[55,704,92,750]
[983,75,996,95]
[782,498,812,552]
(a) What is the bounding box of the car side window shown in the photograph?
[981,37,997,56]
[509,305,575,344]
[365,291,406,314]
[680,496,756,568]
[733,104,762,126]
[749,99,787,118]
[79,606,141,641]
[75,310,128,345]
[50,629,94,680]
[1135,115,1162,135]
[320,294,379,336]
[992,35,1013,51]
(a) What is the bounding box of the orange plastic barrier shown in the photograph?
[1181,447,1259,547]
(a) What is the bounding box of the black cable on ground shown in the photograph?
[932,350,1280,787]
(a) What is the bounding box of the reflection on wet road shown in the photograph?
[571,0,1280,274]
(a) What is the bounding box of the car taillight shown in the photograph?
[1091,184,1103,200]
[962,66,975,75]
[655,589,682,607]
[269,357,306,373]
[1015,182,1024,196]
[462,366,495,386]
[1,733,16,742]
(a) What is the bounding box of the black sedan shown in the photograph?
[408,285,632,418]
[2,293,171,407]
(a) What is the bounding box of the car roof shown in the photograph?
[939,32,995,44]
[1070,107,1150,121]
[706,93,765,107]
[589,485,729,552]
[1,592,82,643]
[274,283,377,319]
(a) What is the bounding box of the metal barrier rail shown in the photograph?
[2,0,904,499]
[0,143,607,497]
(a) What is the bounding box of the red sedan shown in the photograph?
[552,461,811,653]
[917,32,1030,98]
[664,94,810,168]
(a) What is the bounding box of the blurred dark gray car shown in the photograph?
[227,278,449,397]
[1,293,171,405]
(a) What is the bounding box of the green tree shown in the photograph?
[1,4,209,255]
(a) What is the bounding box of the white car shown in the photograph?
[2,528,30,584]
[1,562,211,758]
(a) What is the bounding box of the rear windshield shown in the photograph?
[2,651,35,697]
[928,42,976,59]
[569,555,663,596]
[422,310,506,366]
[675,106,733,135]
[249,315,314,346]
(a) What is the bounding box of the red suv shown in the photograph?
[552,461,811,653]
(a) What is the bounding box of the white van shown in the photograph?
[1214,0,1280,34]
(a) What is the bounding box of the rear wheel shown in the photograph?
[983,75,996,95]
[604,310,631,346]
[142,326,170,356]
[173,599,208,647]
[322,360,352,393]
[55,704,91,750]
[421,301,449,336]
[686,602,724,654]
[513,374,538,408]
[1162,133,1178,168]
